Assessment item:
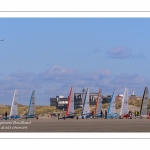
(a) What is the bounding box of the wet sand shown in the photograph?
[0,117,150,132]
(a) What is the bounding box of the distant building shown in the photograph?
[115,94,123,102]
[50,87,113,110]
[57,97,68,110]
[102,95,112,103]
[74,91,98,106]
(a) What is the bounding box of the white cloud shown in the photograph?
[107,46,146,59]
[0,66,149,105]
[107,46,132,59]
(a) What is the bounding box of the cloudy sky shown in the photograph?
[0,18,150,105]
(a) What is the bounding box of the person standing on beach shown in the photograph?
[5,111,7,120]
[104,110,107,119]
[137,111,139,116]
[100,110,103,118]
[130,111,132,119]
[134,110,137,117]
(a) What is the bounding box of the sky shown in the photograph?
[0,18,150,105]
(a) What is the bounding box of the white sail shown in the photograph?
[68,87,74,114]
[82,88,90,115]
[120,87,128,116]
[107,90,117,117]
[28,90,35,116]
[9,89,18,117]
[96,90,102,115]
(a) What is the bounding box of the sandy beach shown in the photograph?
[0,116,150,132]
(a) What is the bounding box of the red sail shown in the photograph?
[66,86,73,116]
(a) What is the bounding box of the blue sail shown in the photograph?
[107,90,118,118]
[27,90,35,118]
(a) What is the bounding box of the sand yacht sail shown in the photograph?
[120,87,129,117]
[81,88,91,119]
[65,86,75,118]
[107,89,118,118]
[59,86,75,119]
[139,87,148,118]
[9,89,19,119]
[27,90,35,118]
[95,89,103,118]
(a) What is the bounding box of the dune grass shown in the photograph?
[35,106,65,116]
[0,105,11,115]
[1,99,150,116]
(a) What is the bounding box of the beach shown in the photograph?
[0,117,150,132]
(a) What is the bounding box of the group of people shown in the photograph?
[90,110,107,118]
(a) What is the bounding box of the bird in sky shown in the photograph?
[0,39,4,41]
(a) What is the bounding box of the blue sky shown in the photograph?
[0,18,150,105]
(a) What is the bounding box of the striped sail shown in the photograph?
[96,90,102,115]
[10,89,18,117]
[66,86,74,116]
[82,88,90,115]
[107,90,117,117]
[28,90,35,117]
[120,87,128,116]
[68,87,74,115]
[140,87,148,116]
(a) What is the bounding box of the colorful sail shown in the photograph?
[82,88,90,115]
[107,90,118,118]
[27,90,35,117]
[140,87,148,116]
[120,87,128,116]
[9,89,18,117]
[95,89,102,115]
[66,86,74,116]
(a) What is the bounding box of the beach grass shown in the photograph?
[1,99,150,116]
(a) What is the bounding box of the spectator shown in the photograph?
[5,111,7,120]
[100,110,103,118]
[105,110,107,119]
